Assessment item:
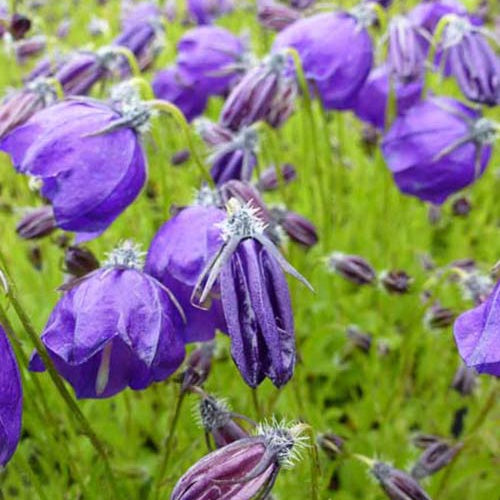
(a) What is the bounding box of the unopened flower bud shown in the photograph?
[371,462,432,500]
[380,270,412,294]
[424,303,455,329]
[271,208,318,248]
[16,206,56,240]
[451,363,477,396]
[317,432,344,459]
[346,325,372,353]
[64,246,99,278]
[411,433,442,450]
[411,441,462,480]
[257,1,301,32]
[451,197,472,217]
[181,342,214,392]
[257,163,297,191]
[171,149,190,166]
[10,13,31,40]
[327,252,376,285]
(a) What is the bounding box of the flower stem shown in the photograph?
[148,99,214,188]
[153,389,186,500]
[305,426,321,500]
[0,255,120,499]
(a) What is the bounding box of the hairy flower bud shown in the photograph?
[380,270,412,294]
[181,342,215,392]
[411,441,462,480]
[16,206,57,240]
[257,163,297,191]
[327,252,376,285]
[64,245,100,278]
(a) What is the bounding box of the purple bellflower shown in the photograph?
[120,1,160,32]
[191,199,311,388]
[220,51,297,131]
[272,4,376,110]
[453,280,500,377]
[408,0,468,35]
[145,199,228,344]
[171,420,306,500]
[0,325,22,467]
[29,241,186,399]
[187,0,233,25]
[437,16,499,106]
[196,119,259,186]
[0,92,149,241]
[381,97,495,204]
[353,65,423,130]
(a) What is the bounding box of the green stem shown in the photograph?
[108,46,142,78]
[305,426,321,500]
[251,388,263,420]
[147,99,214,188]
[0,255,119,499]
[153,389,185,500]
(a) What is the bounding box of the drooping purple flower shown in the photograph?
[437,17,499,106]
[14,35,46,64]
[220,51,297,130]
[257,1,301,32]
[0,325,22,467]
[192,199,311,388]
[0,95,148,240]
[257,163,297,191]
[171,421,305,500]
[272,5,375,110]
[29,241,186,399]
[187,0,233,25]
[453,280,500,377]
[353,65,423,130]
[381,97,494,204]
[152,66,208,122]
[176,26,247,98]
[408,0,468,34]
[145,202,227,343]
[196,119,259,185]
[121,0,160,32]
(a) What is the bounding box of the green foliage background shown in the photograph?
[0,0,498,498]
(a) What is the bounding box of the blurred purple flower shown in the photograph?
[381,97,494,204]
[29,241,186,399]
[257,1,301,32]
[0,325,22,467]
[0,96,148,240]
[453,280,500,376]
[187,0,233,25]
[273,6,375,110]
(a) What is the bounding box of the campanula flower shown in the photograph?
[381,97,494,204]
[187,0,233,25]
[29,241,186,399]
[0,325,22,467]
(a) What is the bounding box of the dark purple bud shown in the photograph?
[346,325,372,353]
[411,441,462,480]
[317,432,344,459]
[451,363,477,396]
[271,207,318,248]
[220,51,297,131]
[371,462,432,500]
[181,342,215,392]
[64,246,100,278]
[451,197,472,216]
[171,422,305,500]
[257,1,301,32]
[388,15,427,82]
[15,35,46,62]
[10,13,31,40]
[380,270,412,294]
[411,433,442,450]
[16,206,56,240]
[257,163,297,191]
[197,393,249,448]
[327,252,376,285]
[27,245,43,271]
[424,303,456,329]
[0,326,23,467]
[171,149,190,166]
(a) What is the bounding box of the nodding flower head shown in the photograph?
[349,2,379,28]
[217,199,267,242]
[442,16,474,48]
[109,82,153,134]
[104,240,146,269]
[470,118,497,145]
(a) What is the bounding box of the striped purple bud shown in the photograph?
[411,441,462,480]
[327,252,376,285]
[257,1,301,32]
[16,206,56,240]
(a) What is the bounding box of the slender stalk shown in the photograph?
[0,254,119,499]
[252,388,263,420]
[153,389,186,500]
[305,426,320,500]
[148,99,214,188]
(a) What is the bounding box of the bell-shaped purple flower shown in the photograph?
[145,202,227,343]
[0,325,22,467]
[408,0,468,34]
[121,0,160,32]
[453,280,500,376]
[187,0,233,25]
[29,241,186,399]
[438,17,499,106]
[381,97,494,204]
[220,51,297,131]
[196,119,259,185]
[353,65,423,130]
[0,95,148,240]
[171,421,305,499]
[176,26,246,98]
[273,5,375,110]
[152,67,208,122]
